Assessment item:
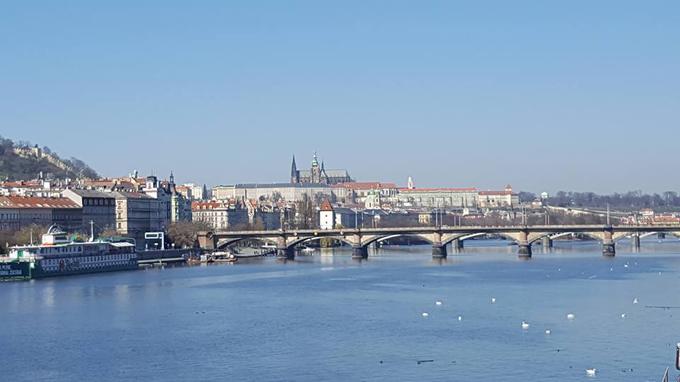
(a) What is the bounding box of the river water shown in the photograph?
[2,239,680,381]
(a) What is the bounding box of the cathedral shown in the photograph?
[290,153,353,185]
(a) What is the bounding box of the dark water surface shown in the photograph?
[2,239,680,381]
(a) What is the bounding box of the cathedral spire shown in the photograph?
[290,155,299,184]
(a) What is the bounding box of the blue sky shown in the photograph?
[1,1,678,193]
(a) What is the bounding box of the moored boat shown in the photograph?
[0,225,138,280]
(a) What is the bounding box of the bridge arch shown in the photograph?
[361,233,435,247]
[527,232,575,245]
[285,235,357,249]
[216,237,277,250]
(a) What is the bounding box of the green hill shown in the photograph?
[0,136,99,180]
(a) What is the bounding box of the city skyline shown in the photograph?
[2,1,679,193]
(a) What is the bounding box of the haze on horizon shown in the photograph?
[1,1,678,194]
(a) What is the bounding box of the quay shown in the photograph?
[137,249,198,265]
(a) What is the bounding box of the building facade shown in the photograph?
[331,182,398,206]
[191,200,249,230]
[213,183,333,203]
[62,189,116,236]
[477,185,520,209]
[319,200,335,230]
[396,188,479,208]
[113,192,164,248]
[0,196,82,233]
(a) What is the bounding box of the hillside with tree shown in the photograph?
[0,136,98,180]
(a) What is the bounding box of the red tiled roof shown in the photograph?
[0,196,80,209]
[333,182,397,190]
[320,199,334,211]
[478,191,514,196]
[398,187,477,193]
[192,200,227,210]
[0,181,42,188]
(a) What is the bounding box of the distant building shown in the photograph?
[477,185,519,209]
[212,183,333,203]
[62,189,116,236]
[331,182,398,205]
[179,183,209,201]
[175,185,193,200]
[319,200,335,230]
[333,207,362,228]
[171,192,192,223]
[191,200,248,230]
[396,187,478,208]
[0,181,45,196]
[113,192,164,249]
[290,153,353,185]
[0,196,82,233]
[317,201,362,229]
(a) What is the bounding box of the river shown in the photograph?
[2,239,680,381]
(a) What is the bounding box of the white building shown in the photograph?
[396,187,478,208]
[477,185,520,209]
[191,200,248,230]
[213,183,333,203]
[319,200,335,230]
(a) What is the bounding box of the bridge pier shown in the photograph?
[276,247,294,260]
[517,231,532,258]
[352,246,368,259]
[632,234,641,250]
[542,237,553,250]
[658,232,666,240]
[452,239,464,251]
[602,230,615,257]
[432,243,448,259]
[518,243,532,258]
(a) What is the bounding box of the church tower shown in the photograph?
[320,160,329,184]
[290,155,300,184]
[407,176,415,190]
[311,153,321,183]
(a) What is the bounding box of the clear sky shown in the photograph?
[1,1,678,194]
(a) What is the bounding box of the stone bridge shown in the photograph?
[197,225,680,260]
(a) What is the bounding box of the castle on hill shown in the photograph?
[290,153,353,185]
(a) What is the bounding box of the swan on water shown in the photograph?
[422,313,429,318]
[521,321,530,330]
[586,368,597,376]
[545,329,551,335]
[458,316,463,321]
[621,313,626,318]
[491,297,496,304]
[633,298,639,304]
[435,301,442,306]
[567,313,575,320]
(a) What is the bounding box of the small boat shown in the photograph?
[186,257,202,265]
[212,256,237,263]
[209,252,238,263]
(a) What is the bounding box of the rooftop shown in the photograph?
[333,182,398,190]
[398,187,478,193]
[63,189,116,198]
[233,183,331,189]
[0,196,80,209]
